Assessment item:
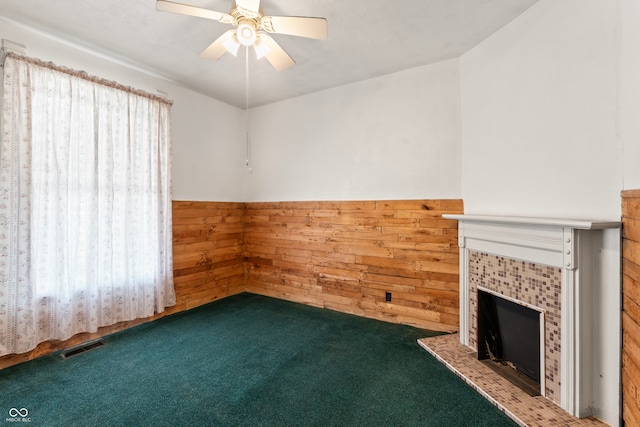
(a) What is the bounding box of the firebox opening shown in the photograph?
[477,289,542,397]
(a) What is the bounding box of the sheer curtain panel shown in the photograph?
[0,53,175,356]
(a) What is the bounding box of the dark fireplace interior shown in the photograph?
[477,290,541,396]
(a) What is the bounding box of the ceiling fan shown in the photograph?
[156,0,328,71]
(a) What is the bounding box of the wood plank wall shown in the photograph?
[244,200,463,331]
[0,201,246,370]
[172,201,245,307]
[623,189,640,426]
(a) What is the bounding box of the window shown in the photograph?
[0,53,175,356]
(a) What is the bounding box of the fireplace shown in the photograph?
[442,214,621,427]
[477,289,543,396]
[469,251,562,401]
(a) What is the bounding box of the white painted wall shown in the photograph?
[0,18,246,202]
[460,0,622,220]
[621,0,640,189]
[245,59,462,202]
[170,89,245,202]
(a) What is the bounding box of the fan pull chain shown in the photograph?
[245,46,252,173]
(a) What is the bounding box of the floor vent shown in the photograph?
[60,339,105,359]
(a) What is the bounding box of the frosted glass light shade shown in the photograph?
[237,22,257,46]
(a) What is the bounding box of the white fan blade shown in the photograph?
[236,0,261,17]
[262,16,327,40]
[156,0,233,24]
[200,30,236,60]
[262,36,295,71]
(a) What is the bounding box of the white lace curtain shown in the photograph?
[0,53,175,356]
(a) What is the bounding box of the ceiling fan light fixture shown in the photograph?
[222,35,241,56]
[253,36,271,59]
[237,20,257,46]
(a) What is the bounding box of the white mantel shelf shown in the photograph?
[442,214,620,230]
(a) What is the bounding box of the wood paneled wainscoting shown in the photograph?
[244,200,463,331]
[0,201,246,370]
[0,199,462,369]
[623,190,640,426]
[172,201,245,307]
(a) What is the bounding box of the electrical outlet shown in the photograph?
[385,292,392,302]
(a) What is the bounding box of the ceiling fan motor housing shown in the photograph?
[231,6,262,46]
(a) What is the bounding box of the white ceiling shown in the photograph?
[0,0,540,108]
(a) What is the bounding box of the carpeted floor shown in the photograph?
[0,293,516,426]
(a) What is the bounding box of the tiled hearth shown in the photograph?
[434,214,621,427]
[418,334,605,427]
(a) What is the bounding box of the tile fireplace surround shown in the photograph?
[438,215,621,427]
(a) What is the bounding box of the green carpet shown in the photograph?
[0,293,516,426]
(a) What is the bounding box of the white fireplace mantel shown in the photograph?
[443,214,621,427]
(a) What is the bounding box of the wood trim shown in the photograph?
[622,189,640,199]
